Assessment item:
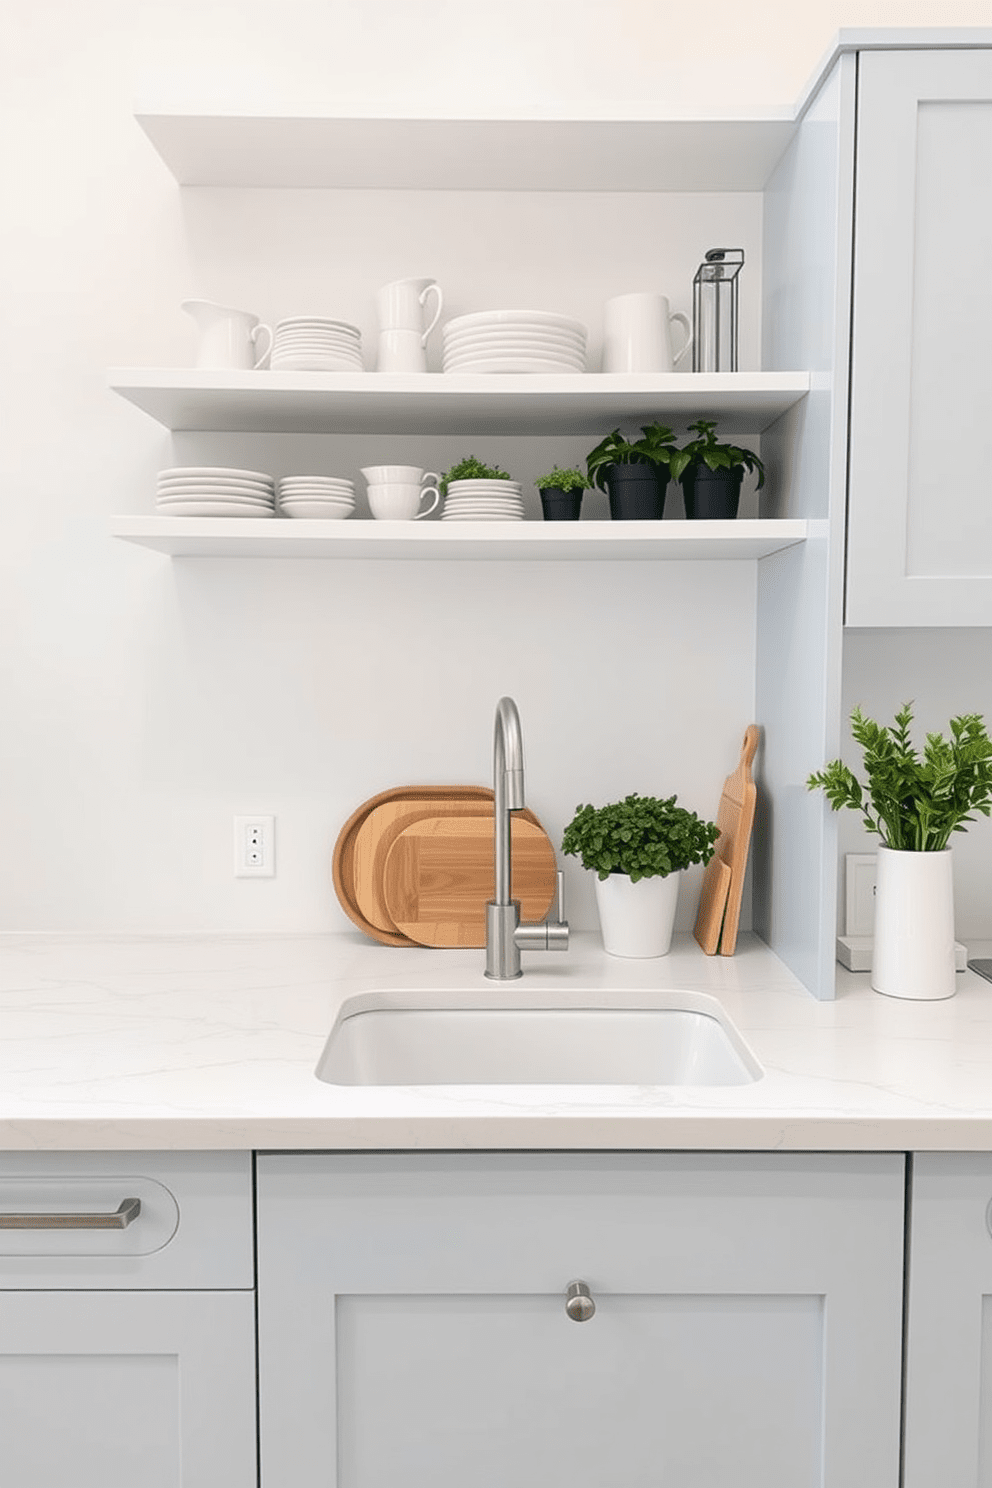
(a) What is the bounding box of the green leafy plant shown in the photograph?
[668,419,766,488]
[585,422,678,493]
[807,703,992,851]
[440,455,512,495]
[536,465,589,493]
[561,793,720,882]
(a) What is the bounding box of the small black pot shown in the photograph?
[539,487,584,521]
[603,462,666,520]
[681,463,744,520]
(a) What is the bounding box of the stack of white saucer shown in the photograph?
[155,466,275,518]
[277,476,356,519]
[270,318,364,372]
[441,310,587,374]
[441,479,525,522]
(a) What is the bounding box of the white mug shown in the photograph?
[377,328,431,374]
[366,480,441,521]
[602,293,693,373]
[181,299,272,370]
[376,277,443,334]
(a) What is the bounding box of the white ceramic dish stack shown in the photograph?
[277,475,356,519]
[442,478,525,521]
[441,310,587,374]
[155,466,276,518]
[270,318,364,372]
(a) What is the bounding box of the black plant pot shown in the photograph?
[539,487,583,521]
[681,463,745,520]
[603,462,666,520]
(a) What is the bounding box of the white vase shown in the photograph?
[593,871,680,958]
[871,845,956,1001]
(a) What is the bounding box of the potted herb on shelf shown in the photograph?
[439,455,515,495]
[669,419,766,519]
[584,422,677,520]
[535,466,589,522]
[808,703,992,1001]
[562,792,720,958]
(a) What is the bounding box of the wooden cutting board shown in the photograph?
[383,813,557,948]
[693,725,760,957]
[333,786,493,946]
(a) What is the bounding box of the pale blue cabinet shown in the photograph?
[257,1152,905,1488]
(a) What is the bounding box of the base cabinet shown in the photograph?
[257,1152,904,1488]
[904,1153,992,1486]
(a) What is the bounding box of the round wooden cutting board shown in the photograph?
[382,813,557,948]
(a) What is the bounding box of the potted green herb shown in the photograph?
[535,465,589,522]
[584,422,677,520]
[668,419,766,520]
[439,455,515,497]
[808,703,992,1000]
[562,792,719,957]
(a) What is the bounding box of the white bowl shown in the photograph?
[278,500,354,519]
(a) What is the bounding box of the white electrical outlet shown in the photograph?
[845,853,877,937]
[234,816,275,878]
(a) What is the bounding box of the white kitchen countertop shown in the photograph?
[1,929,991,1152]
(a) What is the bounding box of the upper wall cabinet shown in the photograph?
[846,49,992,626]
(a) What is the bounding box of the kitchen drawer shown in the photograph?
[0,1151,253,1289]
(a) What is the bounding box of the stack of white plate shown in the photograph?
[442,479,525,522]
[441,310,587,374]
[270,318,363,372]
[155,466,275,518]
[277,476,356,519]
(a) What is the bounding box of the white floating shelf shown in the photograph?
[108,370,809,437]
[135,109,798,192]
[111,517,808,562]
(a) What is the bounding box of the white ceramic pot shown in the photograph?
[871,845,956,1001]
[593,871,680,958]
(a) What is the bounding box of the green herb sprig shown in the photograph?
[561,792,719,882]
[536,465,588,492]
[806,703,992,851]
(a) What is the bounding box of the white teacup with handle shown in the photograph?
[181,299,273,370]
[361,466,441,520]
[602,293,693,373]
[376,278,443,372]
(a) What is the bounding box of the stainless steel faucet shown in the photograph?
[485,696,569,979]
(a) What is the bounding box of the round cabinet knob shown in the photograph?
[565,1280,596,1322]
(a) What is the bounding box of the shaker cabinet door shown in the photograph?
[257,1152,903,1488]
[904,1153,992,1487]
[846,49,992,625]
[0,1290,257,1488]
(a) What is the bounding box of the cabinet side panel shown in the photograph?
[756,56,854,998]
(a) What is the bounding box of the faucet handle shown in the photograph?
[551,870,565,926]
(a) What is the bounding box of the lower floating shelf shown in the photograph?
[111,516,808,560]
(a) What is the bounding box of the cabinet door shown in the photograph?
[0,1290,257,1487]
[847,49,992,625]
[257,1152,903,1488]
[904,1153,992,1486]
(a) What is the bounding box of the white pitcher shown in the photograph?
[181,299,273,370]
[602,293,693,373]
[375,278,443,373]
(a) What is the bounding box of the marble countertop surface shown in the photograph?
[2,929,992,1152]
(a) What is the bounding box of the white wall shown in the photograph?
[2,1,988,935]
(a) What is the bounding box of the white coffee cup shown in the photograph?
[376,277,443,337]
[366,480,441,521]
[361,465,439,485]
[181,299,273,370]
[377,328,432,374]
[602,293,693,373]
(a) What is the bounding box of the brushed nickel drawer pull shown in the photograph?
[565,1279,596,1322]
[0,1197,141,1230]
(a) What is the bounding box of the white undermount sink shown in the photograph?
[316,989,762,1087]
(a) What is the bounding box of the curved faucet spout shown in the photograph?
[493,697,524,907]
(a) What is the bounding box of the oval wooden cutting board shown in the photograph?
[332,786,493,946]
[383,813,557,948]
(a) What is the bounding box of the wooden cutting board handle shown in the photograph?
[693,724,760,957]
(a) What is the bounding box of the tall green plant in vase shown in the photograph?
[808,703,992,1000]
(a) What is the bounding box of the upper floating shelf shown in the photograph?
[134,109,799,192]
[108,370,810,437]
